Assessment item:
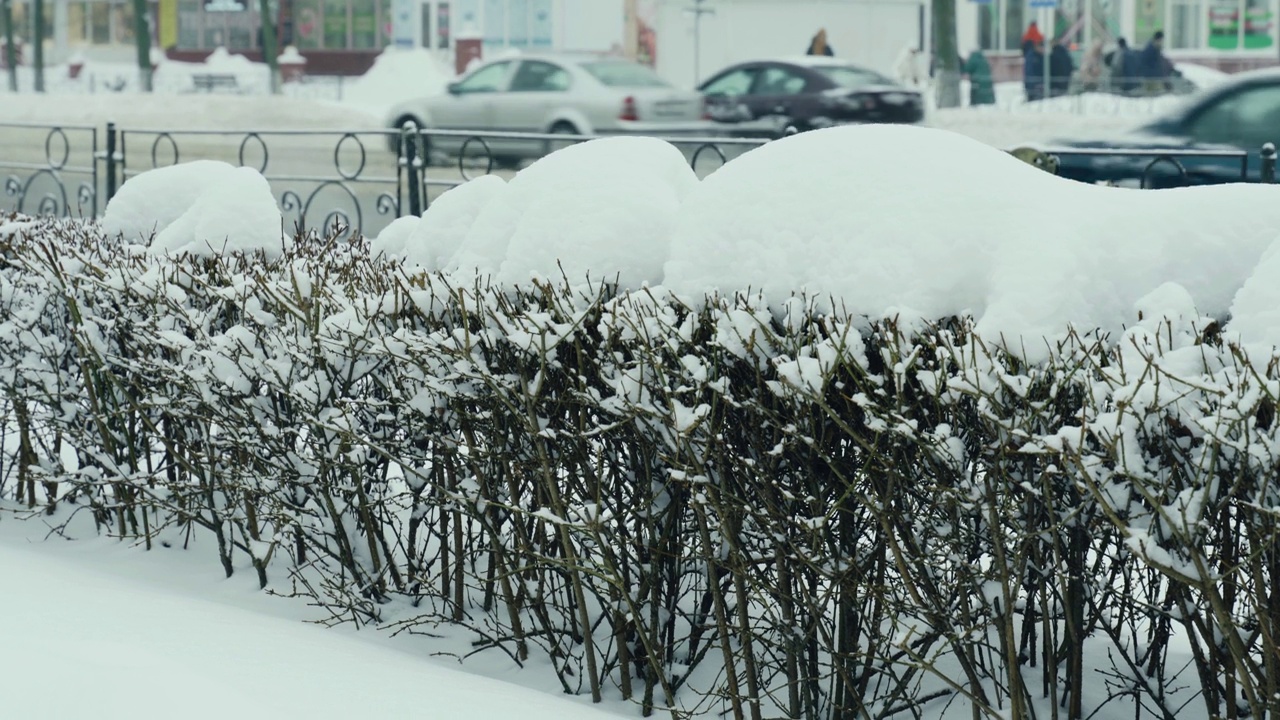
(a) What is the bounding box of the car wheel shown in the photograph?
[545,121,582,156]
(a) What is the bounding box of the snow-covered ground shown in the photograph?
[0,514,634,720]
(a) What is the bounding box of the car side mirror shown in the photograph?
[446,82,462,95]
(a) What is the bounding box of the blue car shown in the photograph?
[1045,68,1280,188]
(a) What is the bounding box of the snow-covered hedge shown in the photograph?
[2,213,1278,720]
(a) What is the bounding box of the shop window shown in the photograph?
[351,0,376,48]
[293,0,321,47]
[323,0,347,48]
[114,2,136,44]
[178,10,199,47]
[91,2,112,43]
[1170,0,1202,47]
[67,2,88,44]
[437,1,449,47]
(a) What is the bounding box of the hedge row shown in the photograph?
[1,215,1278,720]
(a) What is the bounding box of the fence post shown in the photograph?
[1262,142,1276,184]
[104,121,119,201]
[403,125,422,216]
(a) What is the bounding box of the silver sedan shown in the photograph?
[385,53,718,167]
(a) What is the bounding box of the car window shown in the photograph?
[1188,84,1280,148]
[580,61,671,88]
[455,61,512,93]
[702,68,758,96]
[752,67,809,95]
[815,66,895,89]
[510,61,572,92]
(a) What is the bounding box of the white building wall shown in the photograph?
[653,0,926,90]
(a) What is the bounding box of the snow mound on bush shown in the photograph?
[149,166,287,258]
[447,137,699,289]
[662,124,1280,355]
[400,175,506,272]
[370,215,421,259]
[1228,237,1280,348]
[101,160,241,242]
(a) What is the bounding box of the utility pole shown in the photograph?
[2,0,17,91]
[258,0,280,93]
[686,0,713,86]
[931,0,960,107]
[33,0,44,92]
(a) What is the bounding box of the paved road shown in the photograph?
[1,122,746,240]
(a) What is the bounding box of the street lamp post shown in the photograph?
[686,0,713,86]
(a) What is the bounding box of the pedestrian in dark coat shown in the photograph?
[1023,41,1046,101]
[1049,41,1074,97]
[1139,31,1172,94]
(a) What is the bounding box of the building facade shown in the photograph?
[957,0,1279,79]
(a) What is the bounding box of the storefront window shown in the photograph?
[89,2,111,42]
[1244,0,1273,47]
[437,1,449,47]
[293,0,321,47]
[351,0,377,48]
[1004,0,1026,49]
[114,3,135,44]
[67,2,88,44]
[323,0,346,47]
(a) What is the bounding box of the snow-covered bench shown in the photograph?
[191,73,240,93]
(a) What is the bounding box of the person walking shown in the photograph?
[963,49,995,105]
[806,28,835,57]
[1023,39,1046,101]
[1139,31,1172,95]
[1048,40,1074,97]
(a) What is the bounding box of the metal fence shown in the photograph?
[2,121,1278,239]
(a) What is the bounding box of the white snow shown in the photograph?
[101,160,243,242]
[0,523,632,720]
[661,124,1280,357]
[399,174,508,271]
[148,166,287,258]
[89,123,1280,358]
[342,47,453,119]
[446,136,699,289]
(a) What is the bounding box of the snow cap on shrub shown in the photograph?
[662,124,1280,360]
[101,160,241,243]
[401,174,506,272]
[446,136,699,289]
[149,166,287,258]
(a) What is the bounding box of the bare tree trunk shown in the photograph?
[131,0,153,91]
[257,0,280,94]
[932,0,962,108]
[2,0,18,91]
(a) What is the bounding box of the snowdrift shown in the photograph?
[102,124,1280,351]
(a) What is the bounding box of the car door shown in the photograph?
[1181,82,1280,182]
[700,65,762,125]
[743,64,817,132]
[492,60,573,131]
[430,60,516,133]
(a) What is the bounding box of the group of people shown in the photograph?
[1022,22,1177,101]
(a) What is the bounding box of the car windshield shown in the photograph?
[581,61,671,88]
[815,66,895,89]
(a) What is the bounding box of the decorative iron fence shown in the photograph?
[112,124,405,238]
[0,121,98,217]
[3,121,1278,238]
